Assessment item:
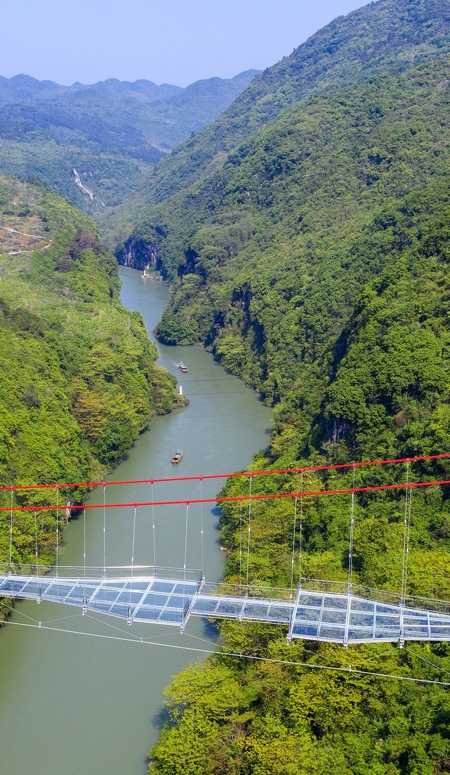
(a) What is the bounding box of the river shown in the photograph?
[0,267,273,774]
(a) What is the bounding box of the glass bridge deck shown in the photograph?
[1,574,450,644]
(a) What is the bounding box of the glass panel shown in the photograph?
[192,598,219,613]
[216,601,244,615]
[101,582,125,592]
[318,625,345,640]
[0,579,28,593]
[159,610,182,623]
[117,591,143,604]
[62,591,85,604]
[403,616,428,626]
[403,626,429,636]
[348,628,373,640]
[324,596,347,609]
[243,604,269,618]
[322,610,346,624]
[349,613,374,627]
[376,604,399,614]
[122,581,149,591]
[21,581,49,595]
[92,589,120,602]
[142,592,168,606]
[298,594,322,607]
[377,616,400,626]
[295,607,320,621]
[135,608,159,621]
[351,599,374,612]
[174,583,197,594]
[89,601,113,613]
[166,595,192,609]
[429,616,450,626]
[152,581,176,592]
[375,629,399,639]
[45,585,73,600]
[267,605,291,622]
[430,626,450,637]
[292,623,319,637]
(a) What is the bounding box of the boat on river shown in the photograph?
[177,361,188,373]
[171,449,182,464]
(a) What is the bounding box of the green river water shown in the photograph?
[0,266,273,774]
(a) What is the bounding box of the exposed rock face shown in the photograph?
[116,239,162,272]
[326,417,350,445]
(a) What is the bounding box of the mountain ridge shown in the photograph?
[0,70,259,216]
[112,0,450,235]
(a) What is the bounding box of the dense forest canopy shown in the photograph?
[1,0,450,771]
[115,0,450,250]
[121,0,450,772]
[0,175,180,612]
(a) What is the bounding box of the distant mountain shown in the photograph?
[0,70,259,215]
[0,74,182,105]
[68,78,182,103]
[0,74,65,103]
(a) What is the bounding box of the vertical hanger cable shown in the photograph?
[200,479,204,576]
[297,472,303,587]
[348,465,356,595]
[151,482,156,570]
[290,496,298,599]
[245,476,252,590]
[9,487,13,572]
[102,482,106,578]
[55,485,59,578]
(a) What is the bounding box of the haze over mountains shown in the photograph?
[0,70,258,214]
[0,73,183,104]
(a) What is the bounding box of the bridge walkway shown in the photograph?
[2,570,450,646]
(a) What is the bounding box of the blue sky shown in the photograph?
[3,0,371,87]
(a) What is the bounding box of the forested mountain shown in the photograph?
[150,59,450,456]
[0,175,180,616]
[114,0,450,246]
[0,71,257,216]
[117,1,450,772]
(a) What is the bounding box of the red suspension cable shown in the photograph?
[2,478,450,514]
[1,453,450,494]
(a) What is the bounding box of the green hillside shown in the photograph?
[114,0,450,245]
[126,1,450,772]
[0,175,180,601]
[151,58,450,437]
[0,72,257,218]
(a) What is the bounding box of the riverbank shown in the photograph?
[0,267,273,774]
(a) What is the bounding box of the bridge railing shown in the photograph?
[200,580,296,602]
[1,563,449,617]
[199,577,450,615]
[0,562,203,583]
[299,578,450,615]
